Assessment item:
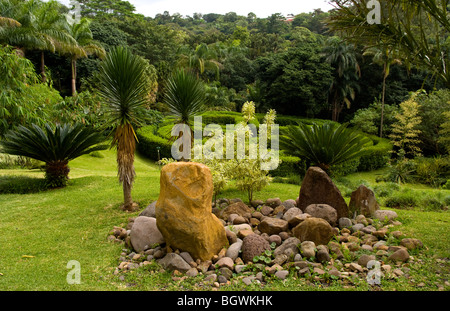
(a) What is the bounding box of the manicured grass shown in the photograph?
[0,149,448,291]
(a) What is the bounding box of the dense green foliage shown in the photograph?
[1,0,449,187]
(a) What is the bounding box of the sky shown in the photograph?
[58,0,335,19]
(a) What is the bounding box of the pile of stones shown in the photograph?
[109,197,424,287]
[108,163,425,288]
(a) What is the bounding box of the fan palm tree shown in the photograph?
[0,123,107,188]
[97,46,152,211]
[62,17,106,96]
[280,122,371,174]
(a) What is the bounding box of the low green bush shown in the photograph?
[272,173,302,185]
[382,188,449,211]
[0,175,48,194]
[443,180,450,190]
[270,155,306,177]
[331,157,360,176]
[384,189,420,209]
[357,135,392,172]
[373,182,400,197]
[200,111,238,125]
[414,156,450,187]
[136,125,173,161]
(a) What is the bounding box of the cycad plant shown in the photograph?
[0,123,107,188]
[280,122,371,174]
[98,46,152,211]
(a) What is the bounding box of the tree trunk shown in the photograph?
[122,180,134,211]
[45,161,70,188]
[115,123,137,211]
[71,58,77,96]
[379,65,387,138]
[41,51,46,83]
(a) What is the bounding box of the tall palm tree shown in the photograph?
[0,123,107,188]
[162,68,206,148]
[363,46,402,138]
[178,43,222,80]
[62,17,106,96]
[0,0,21,28]
[0,0,76,82]
[326,0,450,88]
[323,36,361,122]
[97,46,152,212]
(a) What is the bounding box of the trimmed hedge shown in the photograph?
[357,135,393,172]
[136,118,393,176]
[136,125,173,161]
[270,155,306,177]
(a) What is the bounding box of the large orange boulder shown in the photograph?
[155,162,228,261]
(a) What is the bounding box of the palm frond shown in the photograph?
[98,46,151,129]
[280,122,372,172]
[162,68,206,125]
[0,123,107,163]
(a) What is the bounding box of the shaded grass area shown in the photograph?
[0,149,448,290]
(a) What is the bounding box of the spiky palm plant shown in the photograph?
[0,123,107,188]
[162,69,206,160]
[98,46,152,211]
[163,68,206,133]
[280,122,371,174]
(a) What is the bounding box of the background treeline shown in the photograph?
[1,0,449,169]
[2,0,445,120]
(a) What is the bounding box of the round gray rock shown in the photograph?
[304,204,337,226]
[130,216,165,253]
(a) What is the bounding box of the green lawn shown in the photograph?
[0,149,448,291]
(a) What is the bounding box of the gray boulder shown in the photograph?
[139,201,157,217]
[130,216,165,252]
[304,203,338,226]
[158,253,191,272]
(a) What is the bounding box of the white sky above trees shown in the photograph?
[57,0,334,18]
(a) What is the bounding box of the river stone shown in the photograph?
[297,166,349,219]
[130,216,165,253]
[226,240,243,261]
[282,199,297,210]
[282,207,302,223]
[338,217,352,229]
[374,210,398,221]
[292,217,335,245]
[300,241,316,258]
[158,253,191,272]
[304,203,337,226]
[400,238,423,250]
[139,201,157,217]
[220,202,253,221]
[241,234,271,263]
[155,162,228,261]
[258,217,289,235]
[273,237,301,257]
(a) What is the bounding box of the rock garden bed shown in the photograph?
[107,163,427,289]
[108,197,424,289]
